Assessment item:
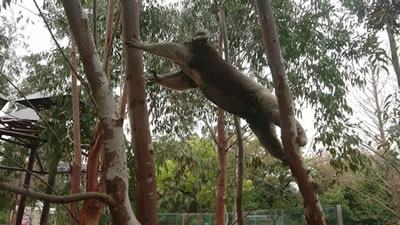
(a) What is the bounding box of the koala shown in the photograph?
[126,29,307,163]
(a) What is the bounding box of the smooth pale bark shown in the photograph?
[79,0,115,223]
[120,0,158,224]
[62,0,140,224]
[70,38,81,225]
[255,0,328,224]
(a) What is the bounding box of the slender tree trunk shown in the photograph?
[120,0,158,224]
[219,7,245,225]
[216,9,228,225]
[70,38,81,225]
[370,68,386,145]
[233,117,245,225]
[216,107,227,225]
[62,1,140,224]
[103,0,115,78]
[39,174,56,225]
[15,146,37,225]
[386,16,400,89]
[255,1,328,224]
[79,124,105,225]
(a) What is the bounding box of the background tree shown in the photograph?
[340,0,400,89]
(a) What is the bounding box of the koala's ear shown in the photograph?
[192,29,210,44]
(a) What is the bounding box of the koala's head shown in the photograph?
[191,28,210,45]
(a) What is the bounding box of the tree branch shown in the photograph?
[0,182,116,207]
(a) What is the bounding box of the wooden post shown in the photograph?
[15,145,37,225]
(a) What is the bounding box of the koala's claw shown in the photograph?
[126,39,144,49]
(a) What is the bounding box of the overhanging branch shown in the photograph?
[0,182,116,207]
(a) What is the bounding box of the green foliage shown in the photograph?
[155,136,217,213]
[314,156,400,225]
[340,0,400,30]
[0,15,23,96]
[153,135,301,214]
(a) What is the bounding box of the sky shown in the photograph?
[3,0,52,54]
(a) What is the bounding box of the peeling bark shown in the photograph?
[255,0,328,224]
[79,124,106,225]
[62,0,140,224]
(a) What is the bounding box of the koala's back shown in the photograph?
[186,43,269,119]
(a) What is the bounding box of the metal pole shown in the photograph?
[335,205,343,225]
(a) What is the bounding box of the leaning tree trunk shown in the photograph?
[120,0,158,225]
[79,0,115,223]
[255,0,328,225]
[62,0,140,224]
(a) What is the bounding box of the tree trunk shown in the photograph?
[79,124,105,225]
[233,117,245,225]
[70,38,81,225]
[386,15,400,89]
[15,146,37,225]
[103,0,115,78]
[39,174,56,225]
[219,7,245,225]
[62,1,140,224]
[120,0,158,225]
[370,68,386,145]
[255,1,328,224]
[79,0,115,222]
[216,108,227,225]
[216,9,228,225]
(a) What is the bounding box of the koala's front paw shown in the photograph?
[126,39,145,49]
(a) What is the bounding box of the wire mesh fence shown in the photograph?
[158,205,342,225]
